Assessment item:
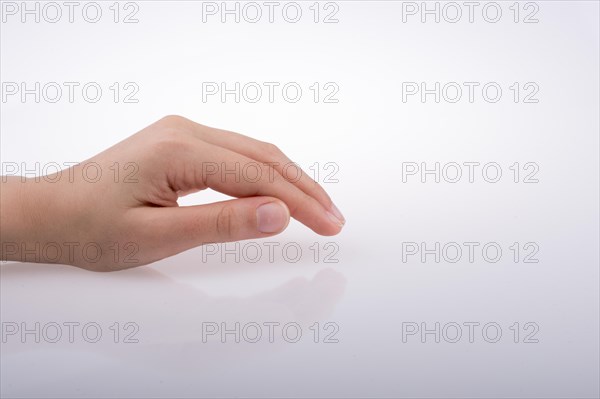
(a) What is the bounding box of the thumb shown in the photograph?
[149,197,290,253]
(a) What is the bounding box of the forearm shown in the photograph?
[1,176,57,263]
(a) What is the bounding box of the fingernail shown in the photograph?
[257,202,289,233]
[328,203,345,227]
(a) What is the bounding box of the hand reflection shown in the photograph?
[1,262,346,369]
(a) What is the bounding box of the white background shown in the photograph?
[1,1,599,397]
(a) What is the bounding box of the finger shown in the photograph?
[142,197,291,256]
[180,119,345,225]
[174,138,342,236]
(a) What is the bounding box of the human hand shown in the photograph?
[0,116,345,271]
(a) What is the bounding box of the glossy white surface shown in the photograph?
[1,1,599,397]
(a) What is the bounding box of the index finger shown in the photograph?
[174,137,344,236]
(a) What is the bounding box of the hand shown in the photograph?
[0,116,345,271]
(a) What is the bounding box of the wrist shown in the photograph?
[1,176,62,263]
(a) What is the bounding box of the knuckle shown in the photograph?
[159,114,188,126]
[152,127,189,154]
[263,142,283,158]
[215,206,236,238]
[259,162,280,184]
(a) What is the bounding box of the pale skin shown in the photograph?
[0,116,345,272]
